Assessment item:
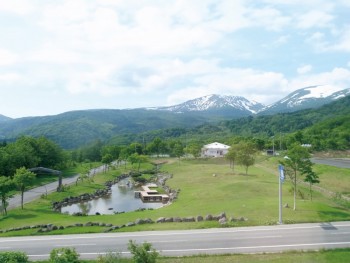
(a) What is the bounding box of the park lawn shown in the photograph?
[1,157,349,236]
[313,164,350,198]
[33,248,350,263]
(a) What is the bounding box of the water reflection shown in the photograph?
[61,178,164,215]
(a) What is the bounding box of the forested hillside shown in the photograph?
[0,109,212,149]
[1,96,349,151]
[108,95,350,151]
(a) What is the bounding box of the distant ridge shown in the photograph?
[0,85,349,149]
[153,94,265,116]
[259,85,350,115]
[0,114,12,123]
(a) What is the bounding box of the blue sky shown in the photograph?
[1,0,350,118]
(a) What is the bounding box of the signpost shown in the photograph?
[278,164,285,224]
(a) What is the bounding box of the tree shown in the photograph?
[281,143,313,210]
[236,142,257,175]
[172,142,184,159]
[76,165,90,185]
[184,142,201,158]
[101,153,114,173]
[146,137,166,157]
[128,240,159,263]
[13,167,36,209]
[0,176,15,215]
[225,144,239,172]
[302,160,320,201]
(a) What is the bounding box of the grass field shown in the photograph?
[31,248,350,263]
[0,156,349,236]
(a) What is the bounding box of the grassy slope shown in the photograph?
[1,157,349,236]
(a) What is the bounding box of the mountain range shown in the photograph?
[0,85,349,149]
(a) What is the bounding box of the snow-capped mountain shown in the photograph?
[155,94,265,116]
[259,85,350,115]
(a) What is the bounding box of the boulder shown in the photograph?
[173,217,182,222]
[196,215,204,222]
[205,214,213,221]
[156,217,166,223]
[219,217,227,225]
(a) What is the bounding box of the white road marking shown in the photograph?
[54,243,96,247]
[27,241,350,259]
[159,241,350,253]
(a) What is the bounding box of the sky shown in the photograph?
[1,0,350,118]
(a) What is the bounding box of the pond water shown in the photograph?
[60,178,164,215]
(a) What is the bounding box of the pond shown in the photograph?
[60,178,165,215]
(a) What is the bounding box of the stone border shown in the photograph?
[0,212,248,234]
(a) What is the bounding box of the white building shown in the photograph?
[201,142,230,157]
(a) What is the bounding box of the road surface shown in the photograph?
[311,157,350,169]
[7,166,105,210]
[0,221,349,261]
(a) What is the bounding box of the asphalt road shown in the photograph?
[1,221,349,261]
[7,166,105,209]
[311,157,350,168]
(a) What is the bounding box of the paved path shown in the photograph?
[0,221,349,261]
[311,157,350,169]
[7,166,106,210]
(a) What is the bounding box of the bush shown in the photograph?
[128,240,159,263]
[0,251,29,263]
[97,251,122,263]
[49,247,80,263]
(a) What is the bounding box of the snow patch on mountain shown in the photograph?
[155,94,265,114]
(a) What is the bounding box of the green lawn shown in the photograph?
[1,157,349,236]
[32,248,350,263]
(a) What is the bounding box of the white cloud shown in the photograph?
[289,67,350,91]
[296,10,334,29]
[0,73,20,82]
[330,26,350,52]
[166,67,288,105]
[297,65,313,74]
[249,7,290,31]
[0,0,33,15]
[0,49,18,65]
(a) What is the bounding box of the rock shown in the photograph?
[219,217,227,225]
[126,222,135,227]
[135,218,145,225]
[173,217,182,222]
[218,212,226,219]
[196,215,203,222]
[144,218,154,224]
[156,217,166,223]
[164,217,174,223]
[205,214,213,221]
[182,217,195,222]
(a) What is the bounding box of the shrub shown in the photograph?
[128,240,159,263]
[97,251,122,263]
[49,247,80,263]
[0,251,29,263]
